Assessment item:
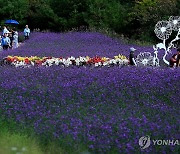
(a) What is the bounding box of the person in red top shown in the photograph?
[169,48,180,67]
[176,48,180,67]
[169,54,177,67]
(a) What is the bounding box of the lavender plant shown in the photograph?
[0,32,179,153]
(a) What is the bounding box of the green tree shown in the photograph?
[0,0,29,27]
[85,0,128,33]
[26,0,63,31]
[128,0,178,41]
[50,0,88,30]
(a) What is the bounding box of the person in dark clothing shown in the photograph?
[169,48,180,67]
[129,47,137,66]
[176,48,180,67]
[169,54,177,67]
[9,29,15,49]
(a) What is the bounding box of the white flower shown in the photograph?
[123,59,129,65]
[117,59,123,65]
[54,59,60,65]
[75,58,80,65]
[11,147,17,151]
[103,61,109,66]
[69,56,75,60]
[110,59,117,64]
[79,56,86,62]
[48,63,53,66]
[154,20,172,40]
[64,59,72,67]
[169,16,180,31]
[31,61,35,66]
[136,52,154,66]
[42,62,46,66]
[21,147,27,151]
[95,63,99,67]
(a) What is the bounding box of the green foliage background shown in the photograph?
[0,0,179,41]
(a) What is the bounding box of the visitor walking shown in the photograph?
[24,25,30,40]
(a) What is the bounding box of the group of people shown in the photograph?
[0,25,30,50]
[1,26,18,50]
[129,47,180,67]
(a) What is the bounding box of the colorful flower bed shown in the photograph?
[2,54,129,67]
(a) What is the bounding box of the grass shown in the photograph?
[0,120,43,154]
[0,119,60,154]
[0,118,89,154]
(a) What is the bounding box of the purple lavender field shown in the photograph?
[0,32,179,153]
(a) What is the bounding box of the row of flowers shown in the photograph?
[2,54,129,67]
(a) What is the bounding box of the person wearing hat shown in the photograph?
[129,47,137,66]
[2,26,9,36]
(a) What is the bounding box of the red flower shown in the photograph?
[35,60,42,65]
[46,56,52,59]
[87,56,104,64]
[12,57,19,62]
[24,58,30,64]
[6,57,13,62]
[41,59,47,63]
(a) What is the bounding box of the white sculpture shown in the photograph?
[136,52,154,66]
[153,16,180,65]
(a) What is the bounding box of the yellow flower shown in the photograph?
[114,54,127,60]
[102,57,109,61]
[18,57,25,61]
[114,56,119,59]
[86,56,90,60]
[7,56,13,58]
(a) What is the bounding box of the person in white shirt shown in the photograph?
[13,31,18,49]
[24,25,30,40]
[2,26,9,36]
[0,36,3,51]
